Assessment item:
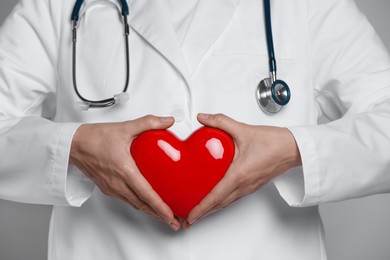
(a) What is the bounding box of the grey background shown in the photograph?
[0,0,390,259]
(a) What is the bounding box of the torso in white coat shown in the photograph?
[3,0,390,259]
[51,0,325,259]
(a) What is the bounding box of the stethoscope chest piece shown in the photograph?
[256,77,291,114]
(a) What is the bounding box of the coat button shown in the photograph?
[171,108,185,122]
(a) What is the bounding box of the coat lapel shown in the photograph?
[181,0,241,74]
[128,0,191,84]
[128,0,241,80]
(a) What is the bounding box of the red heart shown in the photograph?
[130,127,235,218]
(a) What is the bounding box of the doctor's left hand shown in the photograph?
[183,113,302,229]
[69,115,181,231]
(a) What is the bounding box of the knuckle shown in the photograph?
[237,174,249,187]
[100,189,110,196]
[247,183,259,194]
[121,122,133,134]
[116,186,129,198]
[117,165,139,183]
[137,202,149,212]
[165,216,175,224]
[105,174,119,187]
[213,113,226,124]
[234,167,250,185]
[100,185,113,197]
[237,171,263,195]
[138,189,153,202]
[211,191,225,206]
[118,163,135,177]
[110,181,122,192]
[131,202,140,210]
[98,176,125,198]
[144,115,157,127]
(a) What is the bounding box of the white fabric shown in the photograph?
[0,0,390,259]
[162,0,199,44]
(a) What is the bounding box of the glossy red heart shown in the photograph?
[130,127,235,218]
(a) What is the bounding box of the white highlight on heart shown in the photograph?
[206,138,224,159]
[158,140,181,162]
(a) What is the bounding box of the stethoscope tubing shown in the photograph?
[263,0,277,75]
[71,0,130,108]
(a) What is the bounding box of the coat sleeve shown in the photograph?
[0,0,94,206]
[274,0,390,206]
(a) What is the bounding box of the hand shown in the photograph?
[69,115,181,231]
[183,113,302,229]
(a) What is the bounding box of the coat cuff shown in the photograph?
[51,123,95,207]
[273,126,321,207]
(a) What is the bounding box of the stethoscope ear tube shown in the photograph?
[118,0,129,16]
[71,0,129,21]
[71,0,85,21]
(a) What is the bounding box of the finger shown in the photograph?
[98,176,162,220]
[183,207,220,230]
[129,115,175,135]
[197,113,242,137]
[118,185,160,217]
[183,187,242,230]
[125,159,181,230]
[118,193,160,220]
[183,185,247,230]
[185,169,238,226]
[119,196,180,232]
[112,179,181,231]
[204,188,241,213]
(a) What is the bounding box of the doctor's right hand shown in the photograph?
[69,115,181,231]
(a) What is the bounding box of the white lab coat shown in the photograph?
[1,0,390,259]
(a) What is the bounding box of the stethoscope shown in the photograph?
[71,0,291,114]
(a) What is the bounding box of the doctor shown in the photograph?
[0,0,390,259]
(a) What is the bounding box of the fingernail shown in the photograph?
[183,221,191,230]
[159,117,173,123]
[183,218,197,230]
[198,113,210,120]
[169,222,180,232]
[188,218,198,225]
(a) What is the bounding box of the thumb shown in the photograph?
[130,115,174,135]
[197,113,241,137]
